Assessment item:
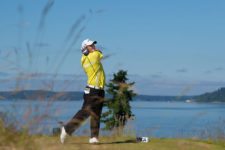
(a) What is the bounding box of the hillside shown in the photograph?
[195,87,225,102]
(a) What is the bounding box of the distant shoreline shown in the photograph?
[0,90,194,101]
[1,89,225,103]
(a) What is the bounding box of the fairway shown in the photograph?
[27,136,225,150]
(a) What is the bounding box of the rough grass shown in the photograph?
[0,120,38,150]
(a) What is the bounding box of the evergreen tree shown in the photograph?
[101,70,136,134]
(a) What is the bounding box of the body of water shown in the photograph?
[0,100,225,138]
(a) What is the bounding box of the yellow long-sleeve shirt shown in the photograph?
[81,50,106,89]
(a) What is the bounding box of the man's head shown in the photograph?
[81,39,97,52]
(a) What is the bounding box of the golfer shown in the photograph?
[60,39,106,144]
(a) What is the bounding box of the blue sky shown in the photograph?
[0,0,225,95]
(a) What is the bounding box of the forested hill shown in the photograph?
[195,87,225,102]
[0,90,82,101]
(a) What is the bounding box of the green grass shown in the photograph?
[1,133,225,150]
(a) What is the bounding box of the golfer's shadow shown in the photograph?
[103,139,137,144]
[70,139,137,145]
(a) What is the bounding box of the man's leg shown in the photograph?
[90,91,104,138]
[64,94,91,135]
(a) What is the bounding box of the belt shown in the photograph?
[87,84,104,90]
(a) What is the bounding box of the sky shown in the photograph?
[0,0,225,95]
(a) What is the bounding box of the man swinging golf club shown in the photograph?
[60,39,106,144]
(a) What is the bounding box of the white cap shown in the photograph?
[81,39,97,50]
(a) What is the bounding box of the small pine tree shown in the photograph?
[101,70,136,134]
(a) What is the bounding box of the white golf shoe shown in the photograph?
[89,137,99,144]
[60,126,68,144]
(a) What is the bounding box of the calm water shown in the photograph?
[0,100,225,138]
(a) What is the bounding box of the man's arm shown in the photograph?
[95,50,103,60]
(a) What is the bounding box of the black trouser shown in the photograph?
[64,87,105,138]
